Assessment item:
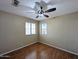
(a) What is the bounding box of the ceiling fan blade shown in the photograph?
[45,8,56,13]
[34,2,41,11]
[36,15,39,18]
[44,14,49,17]
[40,0,47,10]
[35,2,40,5]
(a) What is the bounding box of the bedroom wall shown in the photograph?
[0,11,39,55]
[39,12,78,54]
[0,11,78,55]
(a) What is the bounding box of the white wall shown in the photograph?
[0,11,39,55]
[39,12,78,54]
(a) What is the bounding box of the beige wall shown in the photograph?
[0,11,39,55]
[39,12,78,54]
[0,11,78,55]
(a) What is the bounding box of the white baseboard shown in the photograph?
[40,42,78,55]
[0,42,37,56]
[0,41,77,57]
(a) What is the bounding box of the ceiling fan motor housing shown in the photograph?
[37,9,44,14]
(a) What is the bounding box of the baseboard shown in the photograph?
[0,41,77,56]
[0,42,37,56]
[40,42,78,55]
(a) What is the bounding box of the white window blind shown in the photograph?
[41,23,47,35]
[25,22,36,35]
[32,23,36,34]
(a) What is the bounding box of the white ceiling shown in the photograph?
[0,0,78,20]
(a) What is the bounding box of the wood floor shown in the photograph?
[1,42,78,59]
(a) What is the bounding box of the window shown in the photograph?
[40,23,47,35]
[31,23,36,34]
[25,22,36,35]
[25,23,30,35]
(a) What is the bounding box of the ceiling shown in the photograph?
[0,0,78,20]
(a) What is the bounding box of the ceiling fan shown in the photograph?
[12,0,56,18]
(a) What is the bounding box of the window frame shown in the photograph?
[25,22,36,35]
[40,23,47,35]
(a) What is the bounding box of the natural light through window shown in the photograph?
[25,22,36,35]
[41,23,47,35]
[32,23,36,34]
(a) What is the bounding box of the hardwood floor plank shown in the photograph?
[0,42,78,59]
